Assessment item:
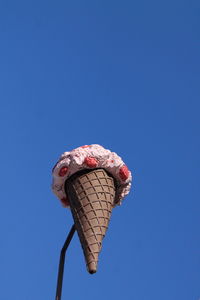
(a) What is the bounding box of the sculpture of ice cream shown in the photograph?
[52,144,132,273]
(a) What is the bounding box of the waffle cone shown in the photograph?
[65,168,115,274]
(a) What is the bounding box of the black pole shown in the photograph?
[55,224,76,300]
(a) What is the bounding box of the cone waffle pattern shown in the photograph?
[65,169,115,274]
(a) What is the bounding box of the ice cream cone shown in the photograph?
[65,168,116,274]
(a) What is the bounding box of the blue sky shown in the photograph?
[0,1,199,299]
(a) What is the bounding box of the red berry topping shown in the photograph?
[61,197,70,206]
[84,157,98,168]
[80,145,90,148]
[119,165,129,181]
[58,166,68,177]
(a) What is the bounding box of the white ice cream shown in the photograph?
[52,144,132,207]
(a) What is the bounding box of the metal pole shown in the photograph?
[55,224,76,300]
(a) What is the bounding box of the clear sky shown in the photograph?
[0,1,199,299]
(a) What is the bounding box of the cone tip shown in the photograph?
[89,269,97,274]
[87,262,98,274]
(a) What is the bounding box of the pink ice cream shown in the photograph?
[52,144,132,207]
